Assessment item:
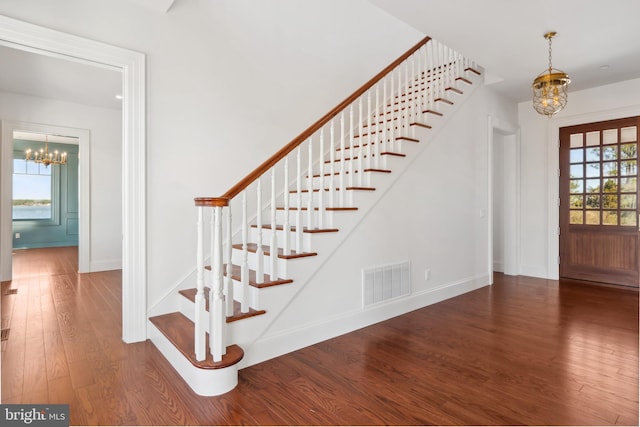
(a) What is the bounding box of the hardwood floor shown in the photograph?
[1,248,638,425]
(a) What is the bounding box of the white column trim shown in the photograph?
[0,14,147,343]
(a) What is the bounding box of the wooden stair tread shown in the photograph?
[251,224,339,233]
[380,152,406,158]
[178,288,267,320]
[465,67,482,75]
[324,152,405,162]
[204,264,293,288]
[149,312,244,369]
[308,170,383,177]
[446,87,464,95]
[435,97,454,105]
[456,76,472,84]
[423,109,443,116]
[232,243,317,259]
[410,122,432,129]
[290,187,375,193]
[363,168,391,173]
[396,136,419,143]
[276,206,358,211]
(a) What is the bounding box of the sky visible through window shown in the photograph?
[13,158,52,220]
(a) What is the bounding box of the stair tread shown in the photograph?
[325,152,405,162]
[178,287,268,320]
[232,243,317,259]
[277,206,358,211]
[252,224,339,233]
[410,122,432,129]
[290,187,375,193]
[149,312,244,369]
[308,170,385,177]
[204,264,293,288]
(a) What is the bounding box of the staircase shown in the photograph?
[148,36,483,396]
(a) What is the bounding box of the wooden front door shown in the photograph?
[560,116,640,287]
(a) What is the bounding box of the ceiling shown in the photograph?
[1,0,639,109]
[370,0,640,102]
[0,44,122,110]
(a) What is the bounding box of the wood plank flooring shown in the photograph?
[1,247,638,425]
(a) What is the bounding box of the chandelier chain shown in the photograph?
[548,36,553,71]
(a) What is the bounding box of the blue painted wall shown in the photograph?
[12,139,79,249]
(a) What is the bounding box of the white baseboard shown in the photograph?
[240,273,490,369]
[519,264,548,279]
[90,258,122,272]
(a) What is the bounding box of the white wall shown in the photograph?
[518,77,640,279]
[0,91,122,270]
[251,85,518,355]
[0,0,425,306]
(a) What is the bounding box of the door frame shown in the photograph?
[547,105,640,280]
[0,14,147,343]
[487,116,521,283]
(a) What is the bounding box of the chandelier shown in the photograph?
[25,135,67,167]
[532,31,571,117]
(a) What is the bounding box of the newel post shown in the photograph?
[194,197,229,362]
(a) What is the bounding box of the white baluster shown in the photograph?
[366,90,372,171]
[374,84,381,169]
[396,66,402,152]
[195,206,206,361]
[295,147,303,252]
[225,205,233,317]
[339,112,346,207]
[382,77,388,170]
[329,121,336,208]
[411,58,416,138]
[241,191,249,313]
[318,129,325,229]
[404,60,410,139]
[307,137,315,231]
[428,42,435,111]
[390,69,395,154]
[283,157,291,256]
[358,97,364,186]
[270,168,278,281]
[255,178,264,284]
[210,205,225,362]
[349,106,354,187]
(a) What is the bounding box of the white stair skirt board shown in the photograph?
[148,321,239,396]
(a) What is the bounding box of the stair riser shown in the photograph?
[249,227,314,252]
[148,321,239,396]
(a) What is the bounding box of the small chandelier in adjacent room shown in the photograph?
[25,135,67,167]
[532,31,571,117]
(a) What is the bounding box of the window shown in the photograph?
[12,157,53,220]
[568,125,638,226]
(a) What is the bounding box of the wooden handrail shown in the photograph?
[219,36,431,201]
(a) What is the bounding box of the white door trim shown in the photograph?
[0,14,147,343]
[487,116,521,281]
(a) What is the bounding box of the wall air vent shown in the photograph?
[362,261,411,307]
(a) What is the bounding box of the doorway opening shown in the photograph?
[489,119,520,282]
[0,15,147,343]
